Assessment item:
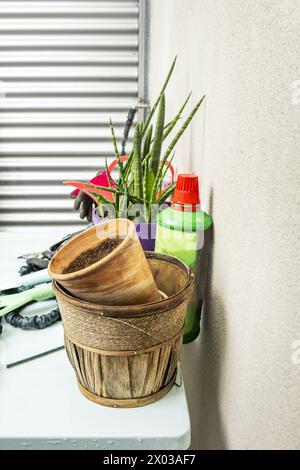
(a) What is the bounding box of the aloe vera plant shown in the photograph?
[64,57,205,223]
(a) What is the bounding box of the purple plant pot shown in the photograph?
[135,222,157,252]
[92,207,157,252]
[92,207,109,225]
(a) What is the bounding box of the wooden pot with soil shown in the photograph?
[48,219,161,305]
[53,252,194,408]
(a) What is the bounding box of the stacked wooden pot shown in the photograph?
[48,219,194,408]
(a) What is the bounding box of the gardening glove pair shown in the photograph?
[0,283,55,317]
[71,170,115,223]
[73,191,94,223]
[71,171,106,222]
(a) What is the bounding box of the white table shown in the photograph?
[0,232,191,450]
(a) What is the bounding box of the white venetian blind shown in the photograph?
[0,0,139,231]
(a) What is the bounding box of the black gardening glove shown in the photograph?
[73,191,94,223]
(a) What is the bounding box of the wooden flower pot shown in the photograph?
[48,219,161,305]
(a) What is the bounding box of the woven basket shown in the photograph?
[54,252,194,408]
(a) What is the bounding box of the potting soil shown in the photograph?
[63,238,123,274]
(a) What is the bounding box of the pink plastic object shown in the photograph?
[69,170,114,202]
[65,180,111,204]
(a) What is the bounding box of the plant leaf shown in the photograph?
[150,95,205,203]
[141,56,177,138]
[162,92,191,141]
[158,182,176,204]
[132,124,143,199]
[156,152,175,199]
[150,93,165,175]
[63,181,114,204]
[109,119,126,191]
[104,157,113,190]
[142,124,153,160]
[145,170,156,201]
[161,95,205,167]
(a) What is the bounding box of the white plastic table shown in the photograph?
[0,232,191,450]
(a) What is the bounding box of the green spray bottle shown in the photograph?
[155,174,212,343]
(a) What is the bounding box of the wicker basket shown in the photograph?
[54,252,194,408]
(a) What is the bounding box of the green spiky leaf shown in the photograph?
[132,124,143,199]
[145,170,156,201]
[141,56,177,138]
[150,93,165,175]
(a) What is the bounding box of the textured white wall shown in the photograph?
[148,0,300,449]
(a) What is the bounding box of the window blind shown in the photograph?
[0,0,140,232]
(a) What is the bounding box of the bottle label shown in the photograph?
[155,225,199,269]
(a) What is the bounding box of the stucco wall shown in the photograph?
[148,0,300,449]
